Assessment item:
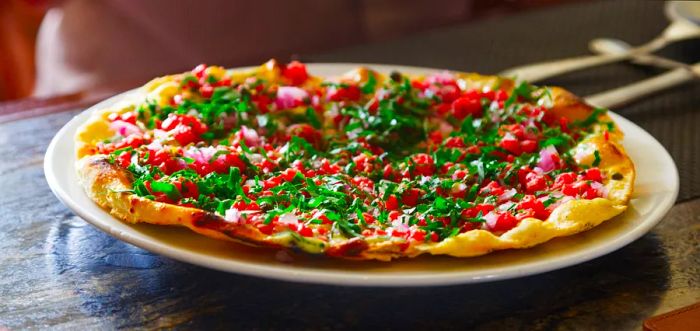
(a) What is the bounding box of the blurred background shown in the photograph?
[0,0,581,101]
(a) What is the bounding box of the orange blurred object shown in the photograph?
[0,0,47,100]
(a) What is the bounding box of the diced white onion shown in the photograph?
[498,201,517,211]
[146,139,163,151]
[224,208,241,223]
[590,181,608,198]
[483,212,499,229]
[278,213,299,225]
[498,188,518,202]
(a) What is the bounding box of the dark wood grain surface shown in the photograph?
[1,1,699,330]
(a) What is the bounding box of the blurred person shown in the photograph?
[33,0,471,97]
[0,0,45,100]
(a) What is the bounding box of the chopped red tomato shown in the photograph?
[520,139,538,153]
[286,123,322,147]
[524,172,547,194]
[445,136,465,148]
[160,114,208,146]
[385,195,399,210]
[488,212,518,232]
[517,195,549,220]
[451,96,482,119]
[583,168,603,182]
[499,137,521,155]
[282,61,309,86]
[411,153,435,177]
[328,85,362,102]
[401,188,422,207]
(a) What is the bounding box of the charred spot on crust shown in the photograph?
[612,172,623,180]
[326,238,369,257]
[609,144,623,157]
[224,230,245,241]
[87,156,110,168]
[224,230,256,244]
[192,212,224,229]
[86,155,134,186]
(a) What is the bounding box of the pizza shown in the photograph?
[75,60,634,261]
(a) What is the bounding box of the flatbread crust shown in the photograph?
[75,63,635,261]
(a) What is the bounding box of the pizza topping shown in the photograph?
[101,62,612,245]
[281,61,309,86]
[276,86,309,109]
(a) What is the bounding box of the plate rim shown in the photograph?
[44,63,679,287]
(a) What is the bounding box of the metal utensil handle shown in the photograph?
[584,66,696,109]
[499,53,630,82]
[499,38,668,82]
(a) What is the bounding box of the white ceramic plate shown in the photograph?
[45,64,679,287]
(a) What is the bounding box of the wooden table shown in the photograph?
[1,1,698,329]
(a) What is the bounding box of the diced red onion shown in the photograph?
[184,146,221,163]
[538,145,559,173]
[183,147,204,163]
[176,158,188,169]
[426,71,456,85]
[239,125,261,147]
[109,120,141,137]
[437,119,453,137]
[490,110,501,123]
[222,113,238,130]
[311,94,321,107]
[276,86,308,109]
